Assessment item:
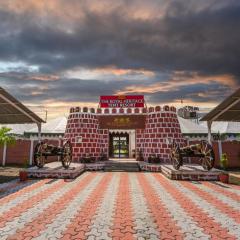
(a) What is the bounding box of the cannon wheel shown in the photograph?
[200,141,215,171]
[171,142,182,170]
[34,142,45,168]
[61,141,72,169]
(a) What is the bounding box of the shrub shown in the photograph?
[0,127,16,146]
[220,153,228,170]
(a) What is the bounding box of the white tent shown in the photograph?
[0,123,36,135]
[25,116,67,134]
[3,115,240,137]
[178,117,208,134]
[200,121,240,134]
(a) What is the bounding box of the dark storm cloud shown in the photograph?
[148,83,231,104]
[0,0,240,108]
[0,1,240,76]
[0,71,231,107]
[0,72,137,103]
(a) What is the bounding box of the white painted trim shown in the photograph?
[37,123,42,142]
[2,142,7,166]
[218,140,223,159]
[109,129,135,133]
[129,132,132,158]
[58,139,61,161]
[207,121,212,144]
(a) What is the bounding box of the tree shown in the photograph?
[0,127,16,146]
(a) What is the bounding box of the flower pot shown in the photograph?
[19,171,28,182]
[219,173,229,183]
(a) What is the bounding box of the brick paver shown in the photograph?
[110,173,135,240]
[0,172,239,240]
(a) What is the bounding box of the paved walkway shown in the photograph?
[0,167,22,184]
[0,172,240,240]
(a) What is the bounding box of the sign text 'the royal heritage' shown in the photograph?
[100,95,144,108]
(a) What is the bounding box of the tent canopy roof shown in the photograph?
[201,88,240,122]
[0,87,44,124]
[26,116,67,134]
[178,117,208,134]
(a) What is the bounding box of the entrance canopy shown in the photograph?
[201,88,240,142]
[201,88,240,122]
[0,87,44,124]
[0,87,44,139]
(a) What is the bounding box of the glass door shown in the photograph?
[119,136,128,158]
[113,136,120,158]
[110,133,129,158]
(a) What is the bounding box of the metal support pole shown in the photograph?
[29,139,34,165]
[207,120,212,144]
[37,123,42,142]
[2,142,7,166]
[218,140,223,159]
[58,137,62,161]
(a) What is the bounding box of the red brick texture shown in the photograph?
[221,141,240,168]
[1,105,240,168]
[0,139,60,166]
[64,110,109,161]
[6,140,30,165]
[188,140,240,168]
[64,105,185,163]
[136,106,185,162]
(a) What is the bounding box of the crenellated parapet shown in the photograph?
[65,105,184,162]
[69,105,176,115]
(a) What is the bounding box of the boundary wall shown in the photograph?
[0,139,61,166]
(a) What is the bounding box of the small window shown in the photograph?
[76,136,82,143]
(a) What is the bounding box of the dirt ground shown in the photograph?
[0,166,22,184]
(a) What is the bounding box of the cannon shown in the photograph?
[34,140,72,169]
[170,140,215,170]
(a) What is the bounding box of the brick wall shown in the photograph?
[188,140,240,168]
[1,134,239,168]
[99,129,109,157]
[136,106,185,162]
[0,139,61,166]
[6,139,30,165]
[221,141,240,168]
[64,108,103,161]
[136,129,145,153]
[65,105,185,163]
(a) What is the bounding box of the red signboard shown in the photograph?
[100,95,144,108]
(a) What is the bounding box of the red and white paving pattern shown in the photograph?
[0,172,240,240]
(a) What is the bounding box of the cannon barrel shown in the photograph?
[170,140,215,171]
[34,140,72,169]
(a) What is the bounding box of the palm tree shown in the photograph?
[0,127,16,146]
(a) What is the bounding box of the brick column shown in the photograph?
[64,107,101,161]
[136,105,185,162]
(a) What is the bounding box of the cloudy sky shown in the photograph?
[0,0,239,119]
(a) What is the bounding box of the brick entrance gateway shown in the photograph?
[64,102,185,162]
